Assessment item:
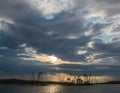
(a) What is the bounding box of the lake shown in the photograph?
[0,84,120,93]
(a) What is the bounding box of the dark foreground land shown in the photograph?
[0,79,120,86]
[0,79,91,86]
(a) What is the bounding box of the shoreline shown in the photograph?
[0,79,120,86]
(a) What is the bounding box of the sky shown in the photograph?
[0,0,120,78]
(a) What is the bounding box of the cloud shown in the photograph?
[0,56,55,74]
[0,0,120,77]
[93,0,120,17]
[54,63,120,76]
[31,0,75,15]
[85,39,120,65]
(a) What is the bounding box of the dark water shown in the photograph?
[0,84,120,93]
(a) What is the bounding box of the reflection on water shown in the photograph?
[38,85,63,93]
[0,84,120,93]
[0,84,63,93]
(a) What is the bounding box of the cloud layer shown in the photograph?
[0,0,120,76]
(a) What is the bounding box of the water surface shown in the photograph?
[0,84,120,93]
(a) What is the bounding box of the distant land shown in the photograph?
[104,80,120,84]
[0,79,120,86]
[0,79,92,86]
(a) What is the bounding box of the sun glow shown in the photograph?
[48,55,58,63]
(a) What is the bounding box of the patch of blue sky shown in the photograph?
[44,13,59,20]
[44,14,55,20]
[86,17,118,24]
[93,33,120,42]
[86,17,101,23]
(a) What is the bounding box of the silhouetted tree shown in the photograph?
[37,72,42,81]
[31,72,35,81]
[66,77,71,83]
[83,74,93,84]
[76,78,83,84]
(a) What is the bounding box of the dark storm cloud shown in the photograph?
[55,64,120,76]
[0,56,55,74]
[0,30,21,50]
[0,8,90,62]
[93,0,120,16]
[0,0,120,76]
[0,0,38,22]
[89,22,112,35]
[46,35,91,62]
[88,39,120,60]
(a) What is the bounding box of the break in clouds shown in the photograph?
[0,0,120,76]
